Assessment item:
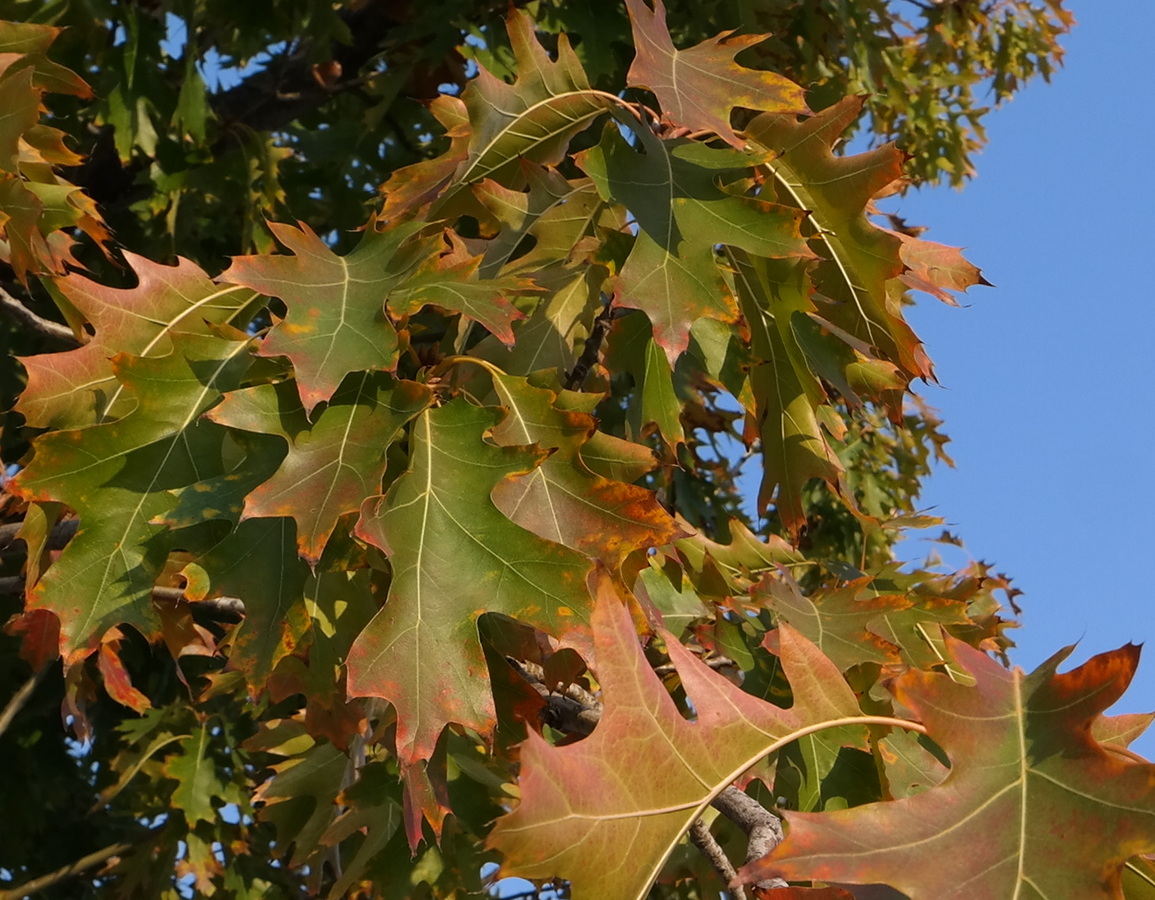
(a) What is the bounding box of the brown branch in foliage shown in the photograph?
[0,286,78,348]
[0,575,244,622]
[513,657,787,882]
[0,664,48,740]
[713,787,789,891]
[0,519,79,557]
[689,817,746,900]
[0,840,134,900]
[564,297,617,391]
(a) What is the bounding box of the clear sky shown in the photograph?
[887,0,1155,757]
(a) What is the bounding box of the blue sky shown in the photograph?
[887,0,1154,756]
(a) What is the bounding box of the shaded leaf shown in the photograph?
[580,123,810,362]
[11,333,253,661]
[207,373,431,563]
[488,372,678,561]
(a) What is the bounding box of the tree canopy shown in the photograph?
[5,2,1151,899]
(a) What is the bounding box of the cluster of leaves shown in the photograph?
[2,2,1151,900]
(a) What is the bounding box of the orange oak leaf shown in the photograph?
[489,573,897,899]
[739,640,1155,900]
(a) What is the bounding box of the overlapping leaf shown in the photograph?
[746,98,931,381]
[346,400,593,793]
[446,8,613,198]
[580,123,811,362]
[489,575,881,899]
[623,0,808,147]
[488,373,678,561]
[0,21,109,279]
[181,517,311,694]
[11,333,253,661]
[205,373,431,563]
[224,221,426,412]
[741,641,1155,899]
[17,255,255,429]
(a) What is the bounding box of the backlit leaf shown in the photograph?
[489,574,879,899]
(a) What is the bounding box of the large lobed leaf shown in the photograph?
[345,400,594,834]
[741,640,1155,899]
[489,573,882,899]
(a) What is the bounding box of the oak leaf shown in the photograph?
[740,640,1155,900]
[489,574,882,900]
[624,0,808,147]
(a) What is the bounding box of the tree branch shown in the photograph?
[689,818,745,900]
[0,519,79,556]
[0,664,48,740]
[0,840,134,900]
[0,286,78,348]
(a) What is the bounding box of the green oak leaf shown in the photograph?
[11,332,253,661]
[206,373,431,563]
[579,122,811,362]
[346,400,592,812]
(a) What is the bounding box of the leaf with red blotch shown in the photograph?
[11,333,254,663]
[747,98,931,382]
[16,255,255,430]
[346,400,592,834]
[488,574,878,900]
[487,373,679,562]
[206,373,431,563]
[5,607,60,671]
[579,123,812,363]
[623,0,808,147]
[224,221,428,413]
[739,641,1155,900]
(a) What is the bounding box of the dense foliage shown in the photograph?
[5,2,1151,899]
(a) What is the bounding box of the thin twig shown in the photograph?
[563,296,617,391]
[689,818,745,899]
[0,286,79,348]
[0,840,134,900]
[0,665,48,740]
[0,575,244,619]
